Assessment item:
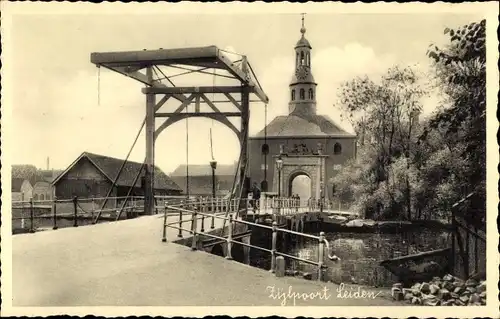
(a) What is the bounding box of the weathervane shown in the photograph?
[300,13,307,34]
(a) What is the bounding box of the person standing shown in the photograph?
[251,182,261,211]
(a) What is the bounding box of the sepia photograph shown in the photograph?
[1,2,498,318]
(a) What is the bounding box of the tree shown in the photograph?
[333,19,486,224]
[334,66,425,219]
[424,19,486,227]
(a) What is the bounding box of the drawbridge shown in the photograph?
[90,46,269,223]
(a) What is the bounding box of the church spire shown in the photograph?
[289,14,317,116]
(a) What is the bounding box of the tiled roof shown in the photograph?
[53,152,182,191]
[12,178,28,192]
[12,166,63,185]
[253,112,356,138]
[39,169,63,183]
[170,163,237,177]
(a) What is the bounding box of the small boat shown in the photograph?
[380,248,452,284]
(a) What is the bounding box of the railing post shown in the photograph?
[52,197,58,230]
[162,201,168,242]
[200,197,205,233]
[90,196,95,221]
[178,202,184,238]
[270,221,277,272]
[318,231,325,281]
[191,206,198,251]
[211,197,215,229]
[29,197,35,233]
[72,196,78,227]
[225,214,233,260]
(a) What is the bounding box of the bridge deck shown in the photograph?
[12,214,399,306]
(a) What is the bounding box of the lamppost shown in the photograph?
[210,159,217,229]
[276,156,283,218]
[210,160,217,199]
[318,143,324,214]
[276,157,283,197]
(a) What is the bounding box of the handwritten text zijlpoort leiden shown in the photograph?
[266,283,384,306]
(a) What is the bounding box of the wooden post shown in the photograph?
[270,221,277,272]
[72,196,78,227]
[225,214,233,260]
[162,201,168,242]
[90,196,95,221]
[237,82,250,204]
[144,65,155,216]
[211,197,215,229]
[29,197,35,233]
[178,201,184,238]
[451,206,456,275]
[318,232,325,281]
[275,256,285,277]
[191,206,198,251]
[200,198,205,233]
[52,197,58,230]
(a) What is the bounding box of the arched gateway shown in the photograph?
[272,148,328,201]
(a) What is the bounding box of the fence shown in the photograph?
[248,197,355,217]
[11,196,146,234]
[162,201,341,282]
[450,192,486,279]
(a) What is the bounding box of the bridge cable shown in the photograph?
[210,67,216,161]
[115,161,145,221]
[185,101,190,200]
[264,102,268,185]
[94,117,146,224]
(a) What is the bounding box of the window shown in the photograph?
[308,88,314,99]
[40,194,45,201]
[300,52,304,65]
[300,88,305,100]
[334,143,342,155]
[34,194,39,200]
[306,52,310,66]
[296,52,299,66]
[291,89,295,101]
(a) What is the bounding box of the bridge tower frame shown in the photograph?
[91,46,269,215]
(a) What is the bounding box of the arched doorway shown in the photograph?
[288,173,312,204]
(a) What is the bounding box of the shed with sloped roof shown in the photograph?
[52,152,182,202]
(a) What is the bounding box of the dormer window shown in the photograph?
[300,88,305,100]
[291,89,296,101]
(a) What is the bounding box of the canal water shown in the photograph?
[249,228,451,287]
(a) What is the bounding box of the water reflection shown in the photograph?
[251,228,451,287]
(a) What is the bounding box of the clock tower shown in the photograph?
[289,15,317,116]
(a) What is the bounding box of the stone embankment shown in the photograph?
[391,274,486,306]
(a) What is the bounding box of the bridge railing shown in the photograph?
[11,196,145,234]
[161,202,340,282]
[246,196,354,217]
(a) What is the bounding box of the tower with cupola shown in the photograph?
[289,15,317,117]
[248,14,357,200]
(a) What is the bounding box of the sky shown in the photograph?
[6,10,483,174]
